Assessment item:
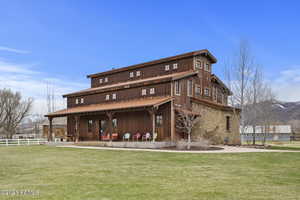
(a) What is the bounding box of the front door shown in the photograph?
[155,114,163,140]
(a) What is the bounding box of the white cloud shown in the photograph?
[0,46,30,54]
[271,66,300,102]
[0,59,88,115]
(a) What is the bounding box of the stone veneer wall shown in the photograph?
[192,102,241,145]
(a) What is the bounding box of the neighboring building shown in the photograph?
[46,49,240,144]
[42,117,67,142]
[241,125,292,142]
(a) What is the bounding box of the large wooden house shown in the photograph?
[46,49,240,144]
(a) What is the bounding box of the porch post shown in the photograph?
[171,100,175,141]
[147,107,157,142]
[106,111,114,142]
[75,115,80,142]
[48,117,53,142]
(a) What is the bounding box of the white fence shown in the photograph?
[0,138,47,146]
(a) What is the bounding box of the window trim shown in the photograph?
[112,93,117,100]
[173,63,178,69]
[150,88,155,95]
[141,89,147,96]
[195,84,201,96]
[187,80,193,97]
[104,77,108,82]
[129,72,134,78]
[75,98,79,104]
[174,81,181,96]
[165,65,170,71]
[136,71,141,77]
[80,98,84,104]
[105,94,110,100]
[204,88,210,96]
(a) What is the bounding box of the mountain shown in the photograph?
[272,101,300,123]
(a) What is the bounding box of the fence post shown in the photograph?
[6,139,8,146]
[18,139,20,145]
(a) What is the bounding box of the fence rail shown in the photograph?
[0,139,47,146]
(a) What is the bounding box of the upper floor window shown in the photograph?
[226,116,231,131]
[129,72,134,78]
[187,80,193,97]
[136,71,141,77]
[105,94,110,100]
[150,88,155,94]
[175,81,181,95]
[80,98,84,104]
[142,89,147,96]
[112,93,117,100]
[204,88,210,96]
[165,65,170,71]
[196,60,202,69]
[173,63,178,69]
[99,78,103,84]
[195,85,201,96]
[205,63,210,72]
[75,98,79,104]
[104,77,108,82]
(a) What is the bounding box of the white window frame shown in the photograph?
[205,63,210,72]
[136,71,141,77]
[142,89,147,96]
[80,98,84,104]
[195,84,201,96]
[187,80,193,97]
[105,94,110,100]
[99,78,103,84]
[150,88,155,95]
[165,65,170,71]
[175,81,181,96]
[75,98,79,104]
[104,77,108,82]
[129,72,134,78]
[204,88,210,96]
[112,93,116,100]
[195,60,202,69]
[173,63,178,69]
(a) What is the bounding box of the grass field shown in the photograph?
[0,146,299,200]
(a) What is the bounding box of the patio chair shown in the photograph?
[123,133,131,141]
[133,132,142,141]
[142,132,151,141]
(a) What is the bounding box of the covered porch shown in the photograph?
[45,97,175,142]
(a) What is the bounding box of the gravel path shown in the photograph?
[57,145,300,154]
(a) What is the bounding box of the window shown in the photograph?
[205,63,210,71]
[136,71,141,77]
[213,87,217,101]
[129,72,134,78]
[105,94,110,100]
[175,81,181,95]
[204,88,210,96]
[112,93,116,100]
[112,118,117,129]
[165,65,170,71]
[142,89,147,96]
[187,80,193,97]
[75,98,79,104]
[195,85,201,95]
[173,63,178,69]
[226,116,231,131]
[99,78,103,84]
[80,98,84,104]
[195,60,202,69]
[104,77,108,82]
[88,120,93,132]
[150,88,155,94]
[156,115,163,127]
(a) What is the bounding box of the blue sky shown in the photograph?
[0,0,300,113]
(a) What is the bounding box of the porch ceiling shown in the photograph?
[45,96,172,118]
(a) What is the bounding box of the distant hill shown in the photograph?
[272,101,300,123]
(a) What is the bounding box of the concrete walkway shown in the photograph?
[57,145,300,154]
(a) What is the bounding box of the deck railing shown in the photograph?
[0,138,47,146]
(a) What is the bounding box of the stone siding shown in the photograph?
[192,102,241,145]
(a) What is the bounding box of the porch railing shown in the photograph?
[0,138,47,146]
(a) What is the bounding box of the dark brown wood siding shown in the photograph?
[90,57,194,88]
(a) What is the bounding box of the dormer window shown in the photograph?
[205,63,210,71]
[165,65,170,71]
[173,63,178,69]
[150,88,155,94]
[80,98,84,104]
[142,89,147,96]
[112,93,117,100]
[136,71,141,77]
[130,72,134,78]
[104,77,108,82]
[99,79,103,84]
[196,60,202,69]
[105,94,110,100]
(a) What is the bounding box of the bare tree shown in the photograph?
[176,110,200,150]
[0,89,33,138]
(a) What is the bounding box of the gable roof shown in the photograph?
[87,49,217,78]
[45,96,172,117]
[63,71,198,97]
[211,74,233,95]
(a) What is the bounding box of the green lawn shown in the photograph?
[0,146,299,200]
